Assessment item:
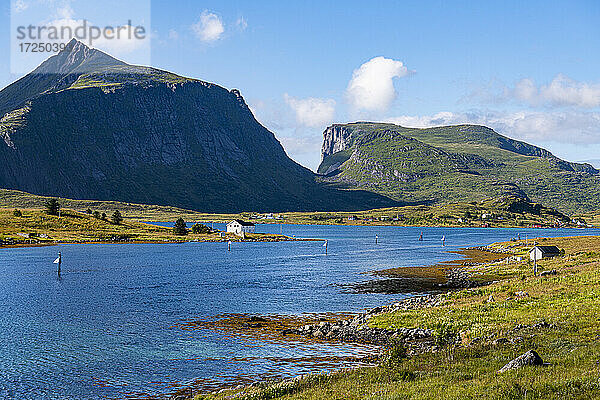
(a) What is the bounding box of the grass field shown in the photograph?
[0,208,292,247]
[197,235,600,400]
[1,188,593,228]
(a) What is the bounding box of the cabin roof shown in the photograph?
[228,219,255,227]
[530,245,560,254]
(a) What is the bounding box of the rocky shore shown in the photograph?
[282,294,442,353]
[282,263,492,352]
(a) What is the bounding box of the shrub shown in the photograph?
[173,218,188,235]
[13,209,22,217]
[432,322,458,347]
[191,223,210,234]
[45,198,60,215]
[111,210,123,225]
[93,211,101,219]
[86,208,92,214]
[382,339,407,368]
[101,212,107,220]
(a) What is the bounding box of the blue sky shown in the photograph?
[1,0,599,170]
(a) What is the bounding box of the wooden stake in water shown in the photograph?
[442,235,446,247]
[227,240,231,252]
[419,232,423,241]
[375,235,378,244]
[323,239,328,255]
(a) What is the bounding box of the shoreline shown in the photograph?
[0,235,319,250]
[180,245,509,399]
[190,234,600,399]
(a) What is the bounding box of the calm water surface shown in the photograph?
[0,224,596,399]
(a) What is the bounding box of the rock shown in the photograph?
[531,321,556,329]
[510,336,524,344]
[248,316,268,322]
[492,337,509,346]
[487,295,495,303]
[515,291,529,298]
[540,269,558,277]
[498,350,544,372]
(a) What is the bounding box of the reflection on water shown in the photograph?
[0,224,597,399]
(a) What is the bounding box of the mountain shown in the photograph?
[581,159,600,169]
[0,40,395,213]
[317,122,600,213]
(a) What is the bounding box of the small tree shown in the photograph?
[13,209,22,217]
[93,211,101,219]
[191,223,210,234]
[173,218,188,235]
[101,212,107,220]
[111,210,123,225]
[45,198,60,215]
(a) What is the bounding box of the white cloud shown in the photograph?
[284,94,336,128]
[535,75,600,108]
[93,24,150,55]
[346,56,410,113]
[54,3,75,19]
[192,10,224,42]
[236,16,248,31]
[385,110,600,144]
[41,17,149,55]
[13,0,29,13]
[168,29,179,40]
[475,75,600,108]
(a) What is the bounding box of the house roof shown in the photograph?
[228,219,255,226]
[530,245,560,254]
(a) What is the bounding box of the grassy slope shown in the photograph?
[275,197,571,227]
[2,188,590,228]
[0,208,289,246]
[319,123,600,214]
[199,235,600,399]
[68,65,196,90]
[0,188,216,222]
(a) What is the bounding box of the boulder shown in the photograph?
[498,350,544,372]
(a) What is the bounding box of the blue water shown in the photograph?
[0,224,596,399]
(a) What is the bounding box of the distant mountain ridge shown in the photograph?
[317,122,600,213]
[0,40,394,212]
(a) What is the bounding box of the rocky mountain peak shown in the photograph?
[33,38,126,76]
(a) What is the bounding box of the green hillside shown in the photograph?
[318,123,600,214]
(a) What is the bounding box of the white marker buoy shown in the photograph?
[53,252,62,275]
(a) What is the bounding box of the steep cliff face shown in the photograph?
[0,41,395,212]
[317,122,600,213]
[321,124,356,160]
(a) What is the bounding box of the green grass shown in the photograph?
[0,208,291,246]
[68,65,195,90]
[196,235,600,399]
[1,188,588,228]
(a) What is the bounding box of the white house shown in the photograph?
[529,246,560,261]
[226,220,255,235]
